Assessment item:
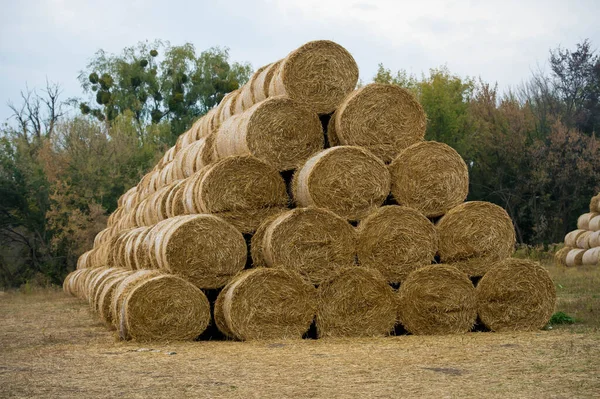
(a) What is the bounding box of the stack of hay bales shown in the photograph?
[555,193,600,267]
[64,40,557,341]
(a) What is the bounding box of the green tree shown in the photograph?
[78,40,252,144]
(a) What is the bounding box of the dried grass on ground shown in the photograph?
[0,259,599,398]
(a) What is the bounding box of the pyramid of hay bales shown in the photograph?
[555,193,600,267]
[64,40,557,341]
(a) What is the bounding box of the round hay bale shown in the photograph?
[110,269,163,328]
[91,270,131,313]
[576,231,593,249]
[97,272,134,326]
[81,267,109,300]
[70,268,89,298]
[577,212,599,230]
[590,195,600,213]
[582,247,600,265]
[261,207,357,285]
[251,61,281,104]
[63,270,80,295]
[76,250,92,270]
[332,84,426,163]
[121,275,211,341]
[250,209,289,267]
[269,40,358,114]
[436,201,516,265]
[316,267,396,338]
[554,246,573,266]
[293,146,390,220]
[476,258,556,332]
[217,90,240,123]
[588,215,600,232]
[389,141,469,217]
[357,205,438,283]
[152,214,247,289]
[398,264,477,335]
[587,231,600,248]
[174,137,213,178]
[214,206,291,234]
[165,179,187,218]
[237,64,268,112]
[566,248,586,267]
[213,279,235,339]
[564,229,587,247]
[213,96,324,171]
[122,227,149,270]
[87,267,118,303]
[192,156,288,226]
[214,268,316,340]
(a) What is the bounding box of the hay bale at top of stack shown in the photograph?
[316,267,396,338]
[476,258,556,332]
[214,268,316,340]
[268,40,359,114]
[121,274,211,341]
[397,264,477,335]
[150,214,247,289]
[213,96,324,171]
[357,205,438,283]
[260,207,357,285]
[436,201,516,276]
[181,155,289,233]
[590,194,600,213]
[389,141,469,218]
[293,146,390,221]
[235,64,269,113]
[330,84,426,163]
[588,215,600,232]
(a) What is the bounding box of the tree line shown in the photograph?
[1,40,598,287]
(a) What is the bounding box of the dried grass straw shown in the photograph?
[554,246,573,266]
[564,229,587,247]
[357,205,437,283]
[97,272,134,326]
[150,214,247,289]
[436,201,516,270]
[389,141,469,218]
[397,264,477,335]
[121,274,211,341]
[566,248,586,267]
[582,247,600,265]
[214,268,316,340]
[476,258,556,331]
[577,212,599,230]
[110,270,163,328]
[293,146,390,220]
[331,83,426,163]
[268,40,358,114]
[316,267,396,338]
[214,96,324,171]
[260,207,357,285]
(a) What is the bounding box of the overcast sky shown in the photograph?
[1,0,599,122]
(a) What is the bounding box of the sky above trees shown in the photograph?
[1,0,599,121]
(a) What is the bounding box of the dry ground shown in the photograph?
[1,261,599,399]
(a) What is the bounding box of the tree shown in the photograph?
[78,41,252,144]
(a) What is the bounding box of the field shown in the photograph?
[1,261,599,398]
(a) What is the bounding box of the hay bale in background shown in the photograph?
[236,64,268,113]
[577,212,599,230]
[214,96,324,171]
[332,84,426,163]
[588,215,600,232]
[97,272,134,326]
[389,141,469,218]
[262,207,357,285]
[564,229,587,247]
[214,268,316,340]
[152,214,247,289]
[173,138,213,178]
[590,195,600,213]
[587,231,600,248]
[269,40,358,114]
[566,248,586,267]
[121,275,211,341]
[316,267,396,338]
[357,205,438,283]
[436,201,516,267]
[582,247,600,265]
[293,146,390,220]
[576,231,593,249]
[476,258,556,331]
[217,90,240,122]
[91,270,132,313]
[554,246,573,266]
[398,265,477,335]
